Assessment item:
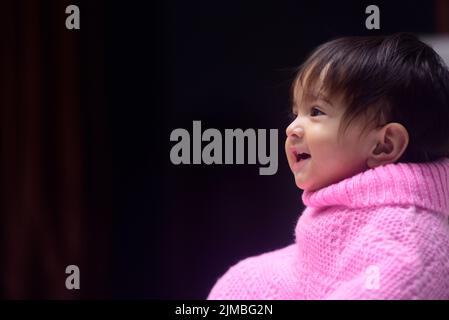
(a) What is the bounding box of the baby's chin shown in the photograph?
[296,183,320,192]
[294,175,333,192]
[294,177,316,192]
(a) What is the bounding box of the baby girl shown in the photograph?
[207,33,449,299]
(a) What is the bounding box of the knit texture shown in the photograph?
[207,158,449,299]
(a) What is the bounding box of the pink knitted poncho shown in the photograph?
[208,158,449,299]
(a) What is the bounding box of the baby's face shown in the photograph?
[285,83,375,192]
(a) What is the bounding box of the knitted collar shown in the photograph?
[302,157,449,217]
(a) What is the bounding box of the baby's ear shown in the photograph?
[366,123,409,168]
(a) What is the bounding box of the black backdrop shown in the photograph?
[110,0,437,299]
[0,0,443,299]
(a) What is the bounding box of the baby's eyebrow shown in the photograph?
[317,95,334,107]
[308,93,334,107]
[293,94,335,109]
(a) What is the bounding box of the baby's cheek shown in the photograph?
[313,135,340,158]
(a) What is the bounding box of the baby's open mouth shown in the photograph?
[295,152,311,162]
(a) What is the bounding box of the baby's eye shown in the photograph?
[310,106,326,117]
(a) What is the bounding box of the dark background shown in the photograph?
[0,0,446,299]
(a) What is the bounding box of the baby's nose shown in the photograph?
[286,123,304,139]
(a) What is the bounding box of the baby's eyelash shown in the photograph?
[310,106,326,116]
[289,106,325,120]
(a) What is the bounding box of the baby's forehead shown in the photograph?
[293,61,346,104]
[293,81,341,107]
